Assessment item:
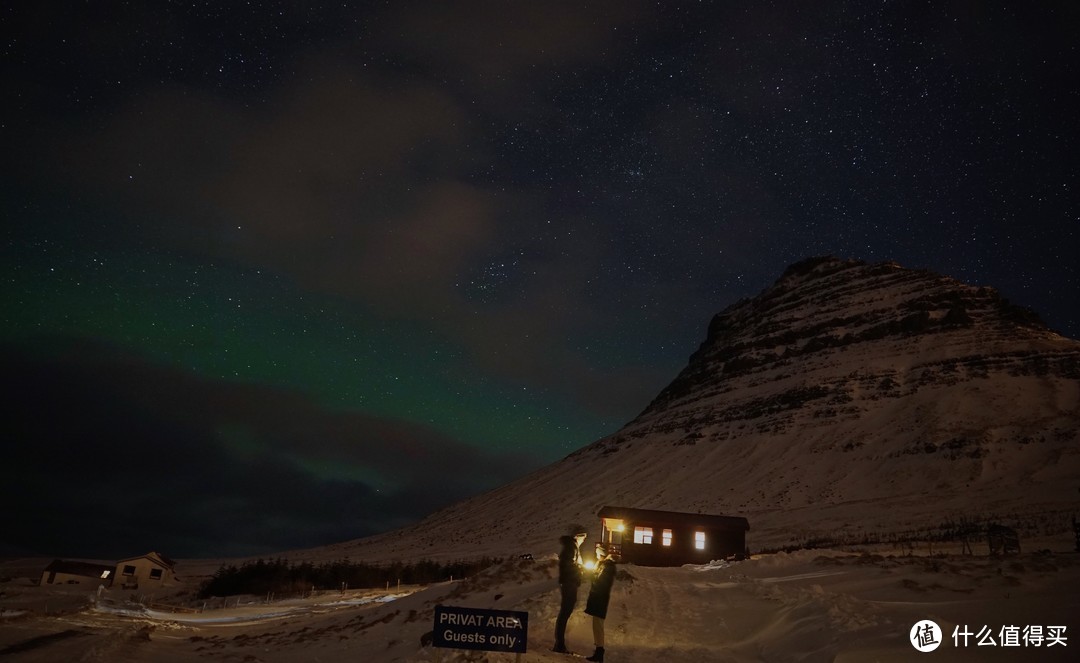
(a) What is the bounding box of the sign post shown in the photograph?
[433,604,528,660]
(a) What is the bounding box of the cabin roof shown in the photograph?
[598,505,749,531]
[116,551,177,568]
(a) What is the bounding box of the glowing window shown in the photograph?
[605,519,626,545]
[100,570,111,579]
[695,531,706,550]
[633,526,654,544]
[662,529,673,546]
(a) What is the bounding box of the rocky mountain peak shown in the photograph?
[324,257,1079,561]
[641,256,1055,419]
[574,257,1079,547]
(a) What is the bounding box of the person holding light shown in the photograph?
[584,542,617,662]
[553,524,587,653]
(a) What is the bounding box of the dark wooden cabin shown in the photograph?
[596,506,749,566]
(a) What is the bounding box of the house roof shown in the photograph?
[116,551,177,569]
[598,506,750,531]
[42,559,115,579]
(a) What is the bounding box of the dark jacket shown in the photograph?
[558,535,583,587]
[584,559,616,619]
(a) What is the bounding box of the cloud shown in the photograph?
[53,62,498,309]
[23,4,700,427]
[1,338,541,558]
[50,71,645,414]
[379,1,653,96]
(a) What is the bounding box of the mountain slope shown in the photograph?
[308,257,1080,562]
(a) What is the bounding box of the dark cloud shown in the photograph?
[1,338,540,558]
[40,50,663,420]
[8,3,708,428]
[378,0,653,105]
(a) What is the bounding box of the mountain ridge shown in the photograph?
[282,257,1080,565]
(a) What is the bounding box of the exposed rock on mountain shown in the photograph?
[320,257,1080,562]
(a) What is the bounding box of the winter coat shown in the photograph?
[558,535,583,587]
[584,559,616,619]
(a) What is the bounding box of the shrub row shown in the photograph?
[197,556,502,598]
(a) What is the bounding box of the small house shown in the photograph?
[40,560,115,586]
[114,551,177,589]
[596,506,749,566]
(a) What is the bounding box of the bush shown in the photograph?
[197,556,501,599]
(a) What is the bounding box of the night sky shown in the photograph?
[3,2,1078,559]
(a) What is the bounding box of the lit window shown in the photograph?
[100,570,111,579]
[633,526,654,544]
[695,531,706,550]
[605,519,626,545]
[662,529,673,546]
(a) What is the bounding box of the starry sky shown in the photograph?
[3,2,1078,559]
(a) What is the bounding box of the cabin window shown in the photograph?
[633,526,654,544]
[695,531,706,550]
[122,565,136,576]
[662,529,673,546]
[605,519,625,545]
[100,570,111,579]
[149,568,163,580]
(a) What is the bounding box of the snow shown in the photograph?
[90,590,418,625]
[3,552,1077,661]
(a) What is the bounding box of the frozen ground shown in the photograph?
[2,548,1078,662]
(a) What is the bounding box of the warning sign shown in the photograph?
[432,604,528,654]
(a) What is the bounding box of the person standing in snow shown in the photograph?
[553,524,587,653]
[583,542,617,662]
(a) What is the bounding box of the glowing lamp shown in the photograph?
[584,560,596,571]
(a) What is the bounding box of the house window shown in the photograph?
[149,568,163,580]
[122,565,136,576]
[633,526,653,544]
[100,570,111,579]
[695,531,706,550]
[605,519,625,545]
[662,529,673,546]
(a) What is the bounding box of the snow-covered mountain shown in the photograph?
[308,257,1080,563]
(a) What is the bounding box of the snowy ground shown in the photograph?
[92,589,415,625]
[2,548,1079,662]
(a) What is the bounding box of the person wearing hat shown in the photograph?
[583,542,617,662]
[553,524,587,653]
